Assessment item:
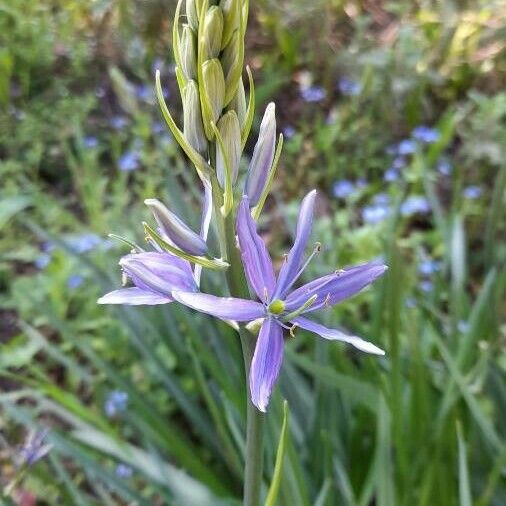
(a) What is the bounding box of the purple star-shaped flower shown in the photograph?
[172,191,387,412]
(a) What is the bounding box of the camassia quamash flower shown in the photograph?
[172,191,387,412]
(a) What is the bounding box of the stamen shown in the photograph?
[281,294,318,322]
[287,242,322,292]
[282,253,288,264]
[334,268,345,276]
[324,293,331,307]
[263,287,269,301]
[276,320,292,331]
[121,271,128,286]
[289,323,299,338]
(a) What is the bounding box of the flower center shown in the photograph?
[268,299,285,315]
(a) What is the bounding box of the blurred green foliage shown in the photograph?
[0,0,504,505]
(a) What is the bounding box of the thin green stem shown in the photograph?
[239,327,265,506]
[220,210,265,506]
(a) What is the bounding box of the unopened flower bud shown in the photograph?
[183,80,208,155]
[202,59,225,125]
[203,6,224,59]
[186,0,200,31]
[145,199,208,256]
[220,0,240,49]
[244,103,276,206]
[216,111,241,187]
[227,78,247,126]
[220,30,240,84]
[180,25,197,80]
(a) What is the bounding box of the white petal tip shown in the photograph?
[253,400,267,413]
[356,343,385,355]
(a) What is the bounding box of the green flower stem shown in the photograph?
[238,326,265,506]
[219,208,265,506]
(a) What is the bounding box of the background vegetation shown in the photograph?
[1,0,504,504]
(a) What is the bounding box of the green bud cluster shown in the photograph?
[155,0,282,219]
[179,0,245,147]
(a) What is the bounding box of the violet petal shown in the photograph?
[98,287,172,305]
[274,190,317,298]
[249,317,284,412]
[293,316,385,355]
[171,291,264,321]
[237,197,276,302]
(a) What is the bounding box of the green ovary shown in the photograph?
[268,299,285,315]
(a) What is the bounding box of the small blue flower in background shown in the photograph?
[110,116,129,130]
[333,179,355,199]
[362,204,390,224]
[385,145,397,156]
[152,121,165,135]
[35,254,51,269]
[373,193,390,206]
[115,463,133,479]
[384,168,399,182]
[356,178,368,188]
[65,233,104,254]
[458,320,470,333]
[282,125,295,139]
[400,196,431,217]
[135,84,152,102]
[418,260,441,276]
[300,86,327,103]
[463,185,482,200]
[436,158,452,176]
[419,280,433,293]
[104,391,128,418]
[392,156,406,170]
[67,274,84,290]
[337,77,361,96]
[412,125,440,144]
[118,151,140,172]
[83,136,98,149]
[397,139,417,155]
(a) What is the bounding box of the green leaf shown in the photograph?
[0,195,31,230]
[265,401,289,506]
[457,422,472,506]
